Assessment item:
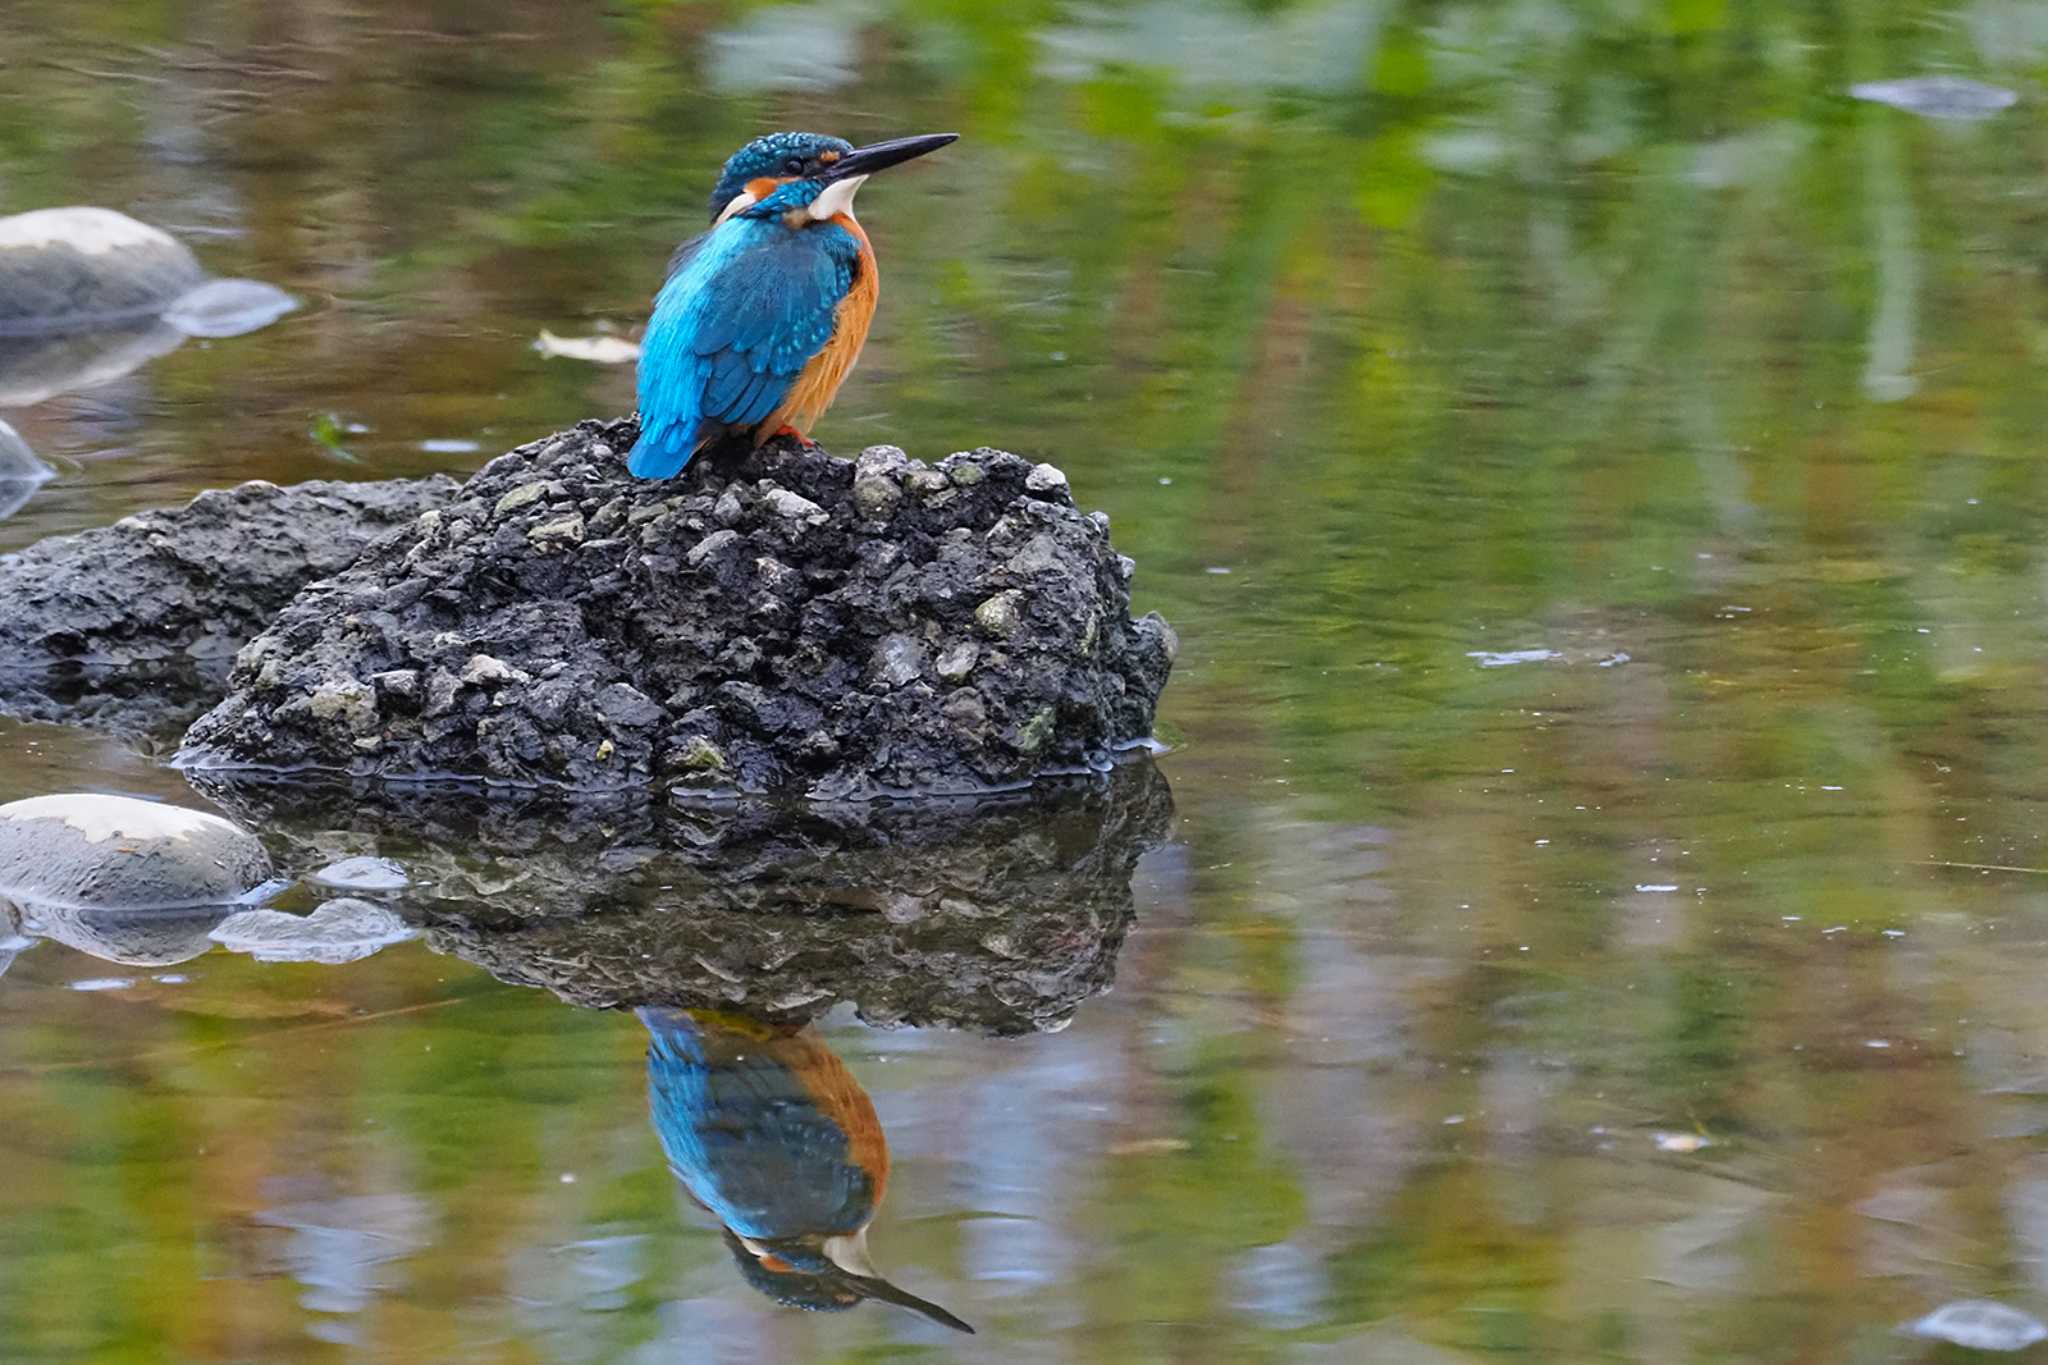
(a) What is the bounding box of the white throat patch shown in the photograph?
[808,176,868,223]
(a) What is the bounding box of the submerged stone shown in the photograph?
[0,207,299,403]
[0,793,273,911]
[211,898,415,965]
[309,855,410,892]
[178,420,1175,800]
[0,208,206,334]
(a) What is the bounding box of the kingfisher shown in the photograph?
[638,1007,973,1333]
[627,130,957,479]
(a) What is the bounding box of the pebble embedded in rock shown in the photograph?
[310,856,411,893]
[0,793,273,910]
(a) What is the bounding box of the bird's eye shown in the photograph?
[783,156,805,174]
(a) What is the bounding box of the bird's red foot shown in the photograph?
[773,425,821,451]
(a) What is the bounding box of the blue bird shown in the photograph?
[639,1007,973,1332]
[628,130,958,479]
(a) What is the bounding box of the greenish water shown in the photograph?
[6,1,2048,1361]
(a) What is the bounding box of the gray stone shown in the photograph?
[0,208,205,334]
[176,421,1175,800]
[0,474,457,680]
[1025,462,1069,495]
[0,208,298,404]
[869,633,926,689]
[310,855,410,892]
[211,898,415,965]
[0,793,273,911]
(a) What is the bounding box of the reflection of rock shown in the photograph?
[0,660,226,749]
[643,1009,972,1332]
[179,420,1176,800]
[0,793,273,911]
[0,474,457,677]
[211,898,415,964]
[0,320,188,408]
[196,759,1173,1033]
[0,207,298,404]
[4,899,229,966]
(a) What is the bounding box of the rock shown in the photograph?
[0,793,273,911]
[310,855,410,892]
[188,758,1174,1033]
[0,207,299,404]
[0,208,206,333]
[211,899,415,965]
[157,278,299,339]
[0,474,458,675]
[178,421,1175,800]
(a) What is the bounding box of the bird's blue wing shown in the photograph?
[630,218,861,479]
[639,1008,878,1240]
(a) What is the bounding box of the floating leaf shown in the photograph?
[533,329,640,364]
[1850,76,2017,120]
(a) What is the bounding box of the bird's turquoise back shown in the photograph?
[639,1007,880,1244]
[630,185,863,478]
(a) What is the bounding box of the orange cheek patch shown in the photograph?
[746,176,787,201]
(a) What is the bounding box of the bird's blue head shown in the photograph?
[706,130,959,225]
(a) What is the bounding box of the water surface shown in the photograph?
[6,2,2048,1361]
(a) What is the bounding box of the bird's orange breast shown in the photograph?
[760,214,878,442]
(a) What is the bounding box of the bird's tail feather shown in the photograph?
[627,421,694,479]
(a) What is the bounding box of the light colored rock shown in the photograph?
[310,856,410,892]
[461,654,527,687]
[1025,463,1069,495]
[494,481,550,518]
[764,487,826,522]
[0,793,273,910]
[528,510,585,546]
[211,898,415,965]
[160,278,298,338]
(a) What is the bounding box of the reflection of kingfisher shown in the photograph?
[639,1007,973,1333]
[627,130,957,479]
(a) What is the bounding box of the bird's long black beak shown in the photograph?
[845,1272,976,1334]
[823,133,958,181]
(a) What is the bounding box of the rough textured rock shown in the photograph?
[192,759,1173,1033]
[0,474,459,673]
[179,419,1175,800]
[0,793,274,910]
